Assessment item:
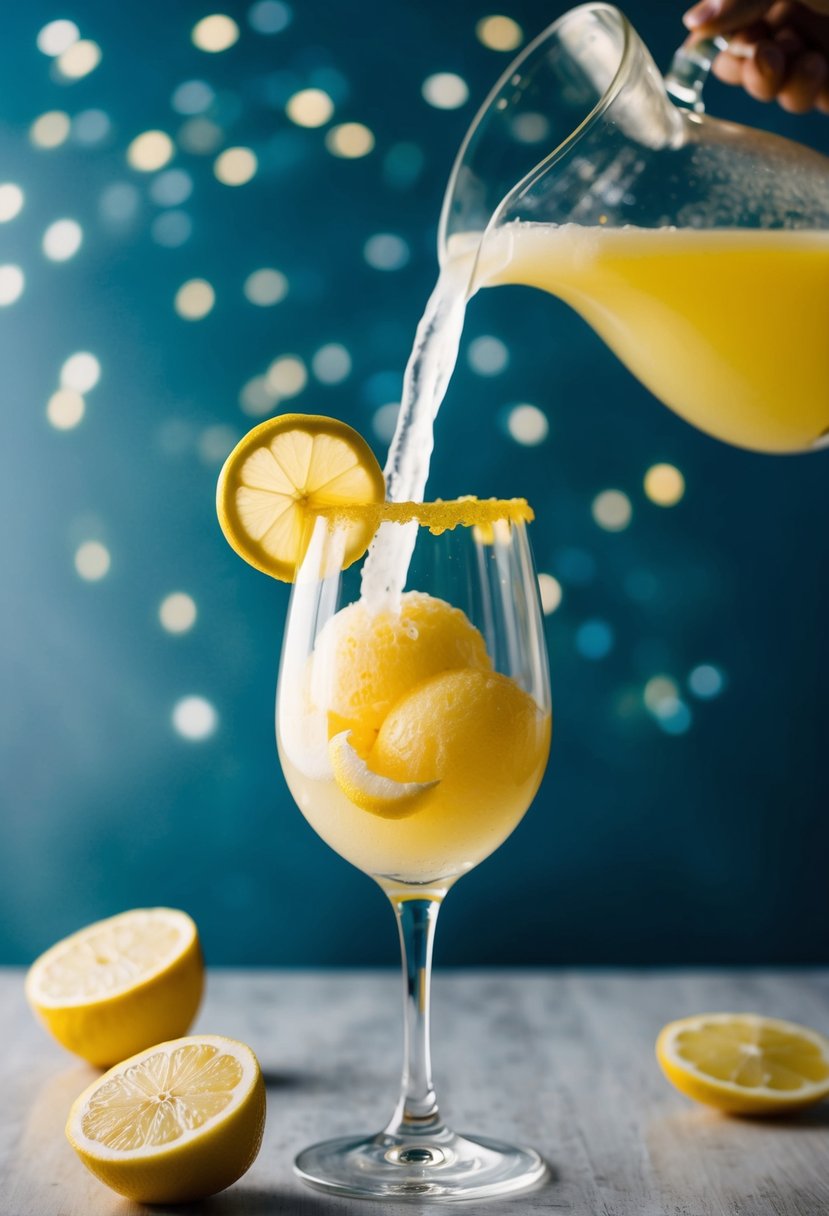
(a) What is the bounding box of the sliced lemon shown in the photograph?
[216,413,385,581]
[25,908,204,1067]
[656,1012,829,1114]
[66,1034,266,1204]
[329,731,437,818]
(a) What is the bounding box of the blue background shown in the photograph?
[2,0,828,968]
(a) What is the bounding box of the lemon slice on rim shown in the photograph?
[25,908,204,1067]
[656,1012,829,1114]
[216,413,385,581]
[329,731,438,818]
[66,1034,266,1204]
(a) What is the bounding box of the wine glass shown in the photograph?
[276,501,552,1201]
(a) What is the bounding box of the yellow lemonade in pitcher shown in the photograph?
[470,223,829,454]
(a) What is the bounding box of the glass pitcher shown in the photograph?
[439,2,829,454]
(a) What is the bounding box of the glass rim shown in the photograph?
[312,496,534,534]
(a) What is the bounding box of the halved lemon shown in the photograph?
[656,1012,829,1114]
[216,413,385,581]
[329,731,437,818]
[25,908,204,1067]
[66,1034,266,1203]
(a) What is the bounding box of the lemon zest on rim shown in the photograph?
[311,496,534,535]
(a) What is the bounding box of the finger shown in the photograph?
[778,50,829,110]
[741,40,788,99]
[712,50,747,82]
[683,0,777,36]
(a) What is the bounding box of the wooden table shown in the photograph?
[3,969,829,1215]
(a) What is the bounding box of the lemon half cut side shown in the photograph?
[216,413,386,581]
[656,1012,829,1114]
[25,908,204,1067]
[66,1035,266,1204]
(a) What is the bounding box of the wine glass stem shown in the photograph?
[385,896,443,1137]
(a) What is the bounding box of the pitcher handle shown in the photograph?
[665,36,729,113]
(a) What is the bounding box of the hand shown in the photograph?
[683,0,829,111]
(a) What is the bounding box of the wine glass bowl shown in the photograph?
[276,503,552,1199]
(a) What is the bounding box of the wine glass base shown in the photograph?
[294,1125,549,1202]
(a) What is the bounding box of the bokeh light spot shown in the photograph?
[239,375,277,416]
[468,335,509,376]
[644,675,679,715]
[100,182,140,225]
[592,489,632,532]
[244,267,288,306]
[248,0,292,33]
[171,80,215,115]
[689,664,725,699]
[174,279,215,320]
[127,130,174,172]
[422,73,469,109]
[0,185,24,223]
[537,573,562,615]
[75,540,110,581]
[266,355,307,398]
[644,462,685,507]
[61,352,101,392]
[72,109,111,145]
[576,619,614,660]
[42,218,83,261]
[37,20,79,56]
[476,15,523,50]
[363,233,410,271]
[150,168,193,206]
[172,695,218,740]
[654,697,693,735]
[512,112,550,144]
[214,146,257,185]
[507,403,548,445]
[0,266,24,306]
[152,211,192,246]
[177,117,223,154]
[373,402,400,442]
[325,122,374,158]
[30,111,71,149]
[57,40,101,79]
[192,14,239,52]
[312,343,351,384]
[285,88,334,127]
[160,592,197,634]
[47,388,85,429]
[198,425,238,464]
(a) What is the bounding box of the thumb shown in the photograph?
[683,0,773,33]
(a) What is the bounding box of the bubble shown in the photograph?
[537,573,562,615]
[422,73,469,109]
[214,146,257,185]
[75,540,110,581]
[506,403,548,445]
[192,14,239,52]
[575,619,614,660]
[47,389,85,429]
[285,88,334,127]
[159,592,197,634]
[61,352,100,392]
[42,218,83,261]
[592,489,632,532]
[468,335,508,376]
[127,130,174,172]
[0,266,23,307]
[312,344,351,384]
[0,184,24,222]
[243,267,288,306]
[174,279,215,320]
[172,695,218,740]
[363,233,410,271]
